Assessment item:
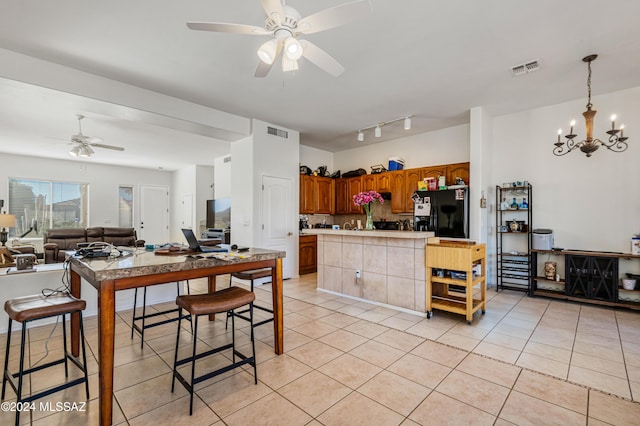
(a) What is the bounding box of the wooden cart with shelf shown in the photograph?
[426,239,487,324]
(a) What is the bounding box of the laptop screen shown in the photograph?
[181,228,201,251]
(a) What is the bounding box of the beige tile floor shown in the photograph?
[1,273,640,425]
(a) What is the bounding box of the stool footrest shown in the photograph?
[174,343,233,368]
[12,377,88,404]
[132,312,190,334]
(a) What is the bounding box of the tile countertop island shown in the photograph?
[304,229,435,313]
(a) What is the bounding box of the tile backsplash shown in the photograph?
[305,201,412,228]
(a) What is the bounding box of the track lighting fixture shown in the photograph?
[356,115,413,142]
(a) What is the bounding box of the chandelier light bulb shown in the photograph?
[284,37,303,60]
[257,39,277,64]
[610,114,617,130]
[357,131,364,142]
[375,125,381,138]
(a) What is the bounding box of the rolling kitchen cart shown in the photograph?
[426,239,486,324]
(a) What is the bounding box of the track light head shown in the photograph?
[375,125,381,137]
[357,131,364,142]
[404,117,412,130]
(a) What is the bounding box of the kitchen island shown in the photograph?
[305,229,434,313]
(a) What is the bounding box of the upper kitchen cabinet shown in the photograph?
[299,175,334,214]
[348,176,363,214]
[315,176,334,214]
[389,171,406,213]
[335,178,350,214]
[421,165,448,183]
[447,162,470,186]
[300,174,315,214]
[377,173,391,192]
[362,174,377,192]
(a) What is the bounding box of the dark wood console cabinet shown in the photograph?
[531,249,639,309]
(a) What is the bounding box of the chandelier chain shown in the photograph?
[586,59,592,109]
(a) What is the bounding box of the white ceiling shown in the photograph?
[1,0,640,170]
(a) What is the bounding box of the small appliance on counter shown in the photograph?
[532,229,553,250]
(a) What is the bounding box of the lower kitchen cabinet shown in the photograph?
[299,234,317,275]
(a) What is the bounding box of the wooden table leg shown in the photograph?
[208,275,217,321]
[271,258,284,354]
[70,268,81,357]
[98,280,116,426]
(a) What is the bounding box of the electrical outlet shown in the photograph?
[355,270,361,279]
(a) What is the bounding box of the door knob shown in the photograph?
[287,232,293,236]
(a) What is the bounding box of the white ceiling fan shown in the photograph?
[187,0,372,77]
[68,115,124,158]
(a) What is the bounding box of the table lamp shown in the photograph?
[0,212,16,246]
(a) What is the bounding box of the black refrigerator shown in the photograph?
[413,188,469,238]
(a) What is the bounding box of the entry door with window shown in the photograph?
[140,185,169,245]
[262,175,294,278]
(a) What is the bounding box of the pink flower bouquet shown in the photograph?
[353,190,384,214]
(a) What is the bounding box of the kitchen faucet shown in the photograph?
[343,222,352,230]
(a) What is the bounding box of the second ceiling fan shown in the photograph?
[187,0,372,77]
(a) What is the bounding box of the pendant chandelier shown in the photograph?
[553,54,629,157]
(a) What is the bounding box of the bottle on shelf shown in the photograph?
[510,197,518,209]
[500,198,509,211]
[521,198,528,209]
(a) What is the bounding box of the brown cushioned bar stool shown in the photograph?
[172,286,257,415]
[2,292,89,426]
[226,268,273,329]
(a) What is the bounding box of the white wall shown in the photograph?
[214,155,232,198]
[230,136,254,246]
[0,153,172,240]
[195,165,214,232]
[490,86,640,253]
[333,124,470,172]
[300,145,334,174]
[171,166,195,242]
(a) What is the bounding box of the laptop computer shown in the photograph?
[181,228,228,253]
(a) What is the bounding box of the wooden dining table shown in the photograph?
[68,248,285,426]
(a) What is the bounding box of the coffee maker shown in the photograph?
[299,215,309,232]
[413,199,433,232]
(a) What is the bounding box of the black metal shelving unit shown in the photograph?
[495,183,532,292]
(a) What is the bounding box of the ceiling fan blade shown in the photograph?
[296,0,372,35]
[255,38,283,78]
[300,40,345,77]
[186,22,269,35]
[261,0,285,24]
[85,137,103,144]
[90,143,125,152]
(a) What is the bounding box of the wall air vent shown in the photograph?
[511,59,541,76]
[223,156,231,163]
[267,126,289,139]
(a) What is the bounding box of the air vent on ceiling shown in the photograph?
[267,126,289,139]
[511,59,541,76]
[223,156,231,163]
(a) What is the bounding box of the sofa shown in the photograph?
[43,227,144,263]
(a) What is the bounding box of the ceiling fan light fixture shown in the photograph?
[69,145,81,157]
[79,145,94,158]
[257,39,278,64]
[284,37,303,60]
[282,55,299,72]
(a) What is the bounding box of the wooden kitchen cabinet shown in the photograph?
[299,234,317,275]
[389,170,406,213]
[348,176,363,214]
[404,168,423,212]
[300,175,315,214]
[315,176,334,214]
[334,178,349,214]
[362,174,376,191]
[447,162,470,186]
[300,175,334,214]
[377,173,391,192]
[421,165,448,184]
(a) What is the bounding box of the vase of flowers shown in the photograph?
[353,190,384,230]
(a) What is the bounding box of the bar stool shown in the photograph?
[131,281,191,348]
[2,292,89,426]
[226,268,273,329]
[172,286,257,415]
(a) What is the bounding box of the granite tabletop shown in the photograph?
[69,247,286,282]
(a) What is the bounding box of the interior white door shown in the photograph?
[262,175,294,278]
[140,185,169,245]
